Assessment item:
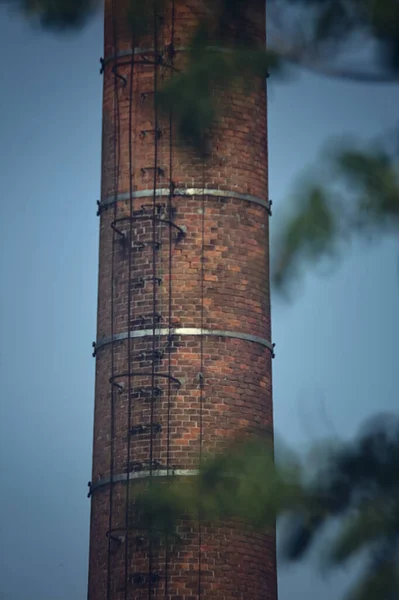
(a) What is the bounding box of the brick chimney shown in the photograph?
[88,0,276,598]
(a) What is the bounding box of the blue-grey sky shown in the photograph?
[0,6,397,600]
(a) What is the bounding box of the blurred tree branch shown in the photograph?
[273,137,399,295]
[136,415,399,600]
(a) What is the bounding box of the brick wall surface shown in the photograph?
[88,0,277,598]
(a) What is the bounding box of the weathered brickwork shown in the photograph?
[88,0,276,598]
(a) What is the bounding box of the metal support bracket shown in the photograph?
[112,64,127,87]
[129,423,162,435]
[111,220,127,240]
[132,386,163,399]
[141,90,155,103]
[131,573,145,585]
[140,166,165,178]
[164,43,176,62]
[138,275,163,287]
[132,240,161,251]
[130,572,161,585]
[140,203,165,215]
[111,380,124,394]
[135,535,145,546]
[133,312,162,328]
[198,372,204,387]
[140,128,162,140]
[136,349,164,362]
[129,459,167,472]
[106,529,126,546]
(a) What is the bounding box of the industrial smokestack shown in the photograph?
[88,1,276,598]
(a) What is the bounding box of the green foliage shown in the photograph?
[135,436,302,534]
[273,185,338,292]
[346,561,399,600]
[158,41,280,152]
[331,501,397,564]
[281,415,399,600]
[273,140,399,294]
[313,1,353,44]
[337,148,399,227]
[370,0,399,70]
[135,416,399,600]
[127,0,169,40]
[153,0,281,153]
[16,0,99,29]
[272,0,399,74]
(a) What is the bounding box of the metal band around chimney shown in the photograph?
[100,188,271,212]
[95,327,274,353]
[89,468,198,495]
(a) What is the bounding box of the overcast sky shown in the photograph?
[0,6,398,600]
